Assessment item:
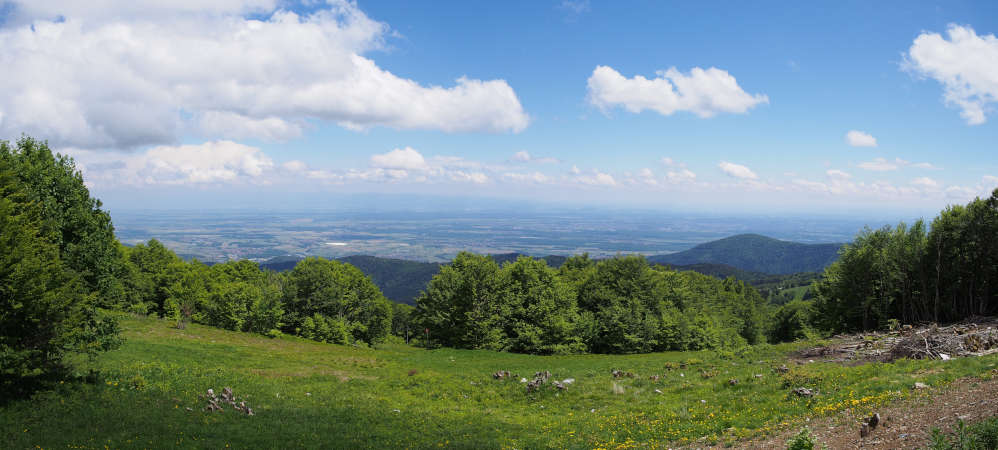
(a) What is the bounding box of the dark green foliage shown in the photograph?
[415,253,770,354]
[768,300,817,343]
[0,150,121,393]
[0,137,126,308]
[120,239,185,315]
[390,302,415,342]
[930,418,998,450]
[815,190,998,333]
[649,234,843,274]
[282,257,392,345]
[336,255,441,305]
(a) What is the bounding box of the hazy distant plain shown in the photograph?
[111,207,876,263]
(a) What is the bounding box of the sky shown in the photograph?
[1,0,997,217]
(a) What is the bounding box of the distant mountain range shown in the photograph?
[259,234,844,304]
[647,234,843,275]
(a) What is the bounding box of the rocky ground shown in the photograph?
[744,374,998,449]
[732,318,998,449]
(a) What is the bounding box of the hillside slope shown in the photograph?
[648,234,843,274]
[3,314,995,449]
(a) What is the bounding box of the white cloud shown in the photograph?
[574,170,617,186]
[587,65,768,118]
[448,171,489,184]
[845,130,877,147]
[69,140,274,185]
[570,165,581,175]
[826,169,852,179]
[665,169,697,184]
[0,1,528,149]
[197,111,303,141]
[907,25,998,125]
[281,160,307,172]
[503,171,551,184]
[370,147,429,171]
[858,157,900,171]
[511,150,531,162]
[1,1,281,24]
[911,177,940,188]
[718,161,758,180]
[660,156,688,168]
[858,157,938,172]
[510,150,558,164]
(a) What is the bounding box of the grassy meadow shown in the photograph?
[3,313,997,449]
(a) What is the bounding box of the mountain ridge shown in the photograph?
[258,234,842,304]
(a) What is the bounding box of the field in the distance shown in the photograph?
[3,314,997,449]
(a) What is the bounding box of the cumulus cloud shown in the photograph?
[718,161,758,180]
[845,130,877,147]
[906,25,998,125]
[503,171,551,184]
[197,112,303,141]
[574,170,617,187]
[587,65,768,118]
[0,1,529,149]
[665,169,697,184]
[370,147,429,171]
[911,177,940,188]
[857,157,900,171]
[69,140,274,186]
[281,160,307,172]
[857,157,938,172]
[660,157,688,168]
[511,150,558,164]
[826,169,852,179]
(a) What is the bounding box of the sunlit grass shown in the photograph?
[2,313,996,448]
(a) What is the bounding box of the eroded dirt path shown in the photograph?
[736,375,998,449]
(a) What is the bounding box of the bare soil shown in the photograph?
[740,373,998,449]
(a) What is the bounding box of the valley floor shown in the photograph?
[2,314,997,449]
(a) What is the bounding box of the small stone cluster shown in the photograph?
[792,387,816,398]
[860,412,881,437]
[611,369,634,379]
[201,387,254,415]
[492,370,517,380]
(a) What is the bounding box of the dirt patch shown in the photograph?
[792,318,998,367]
[738,374,998,449]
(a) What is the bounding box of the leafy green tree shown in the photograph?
[166,263,209,329]
[122,239,186,315]
[0,159,120,393]
[0,137,126,308]
[415,252,509,350]
[282,257,392,345]
[503,256,584,354]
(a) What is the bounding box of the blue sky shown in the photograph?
[1,0,996,217]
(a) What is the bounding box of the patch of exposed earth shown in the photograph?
[715,318,998,449]
[740,374,998,449]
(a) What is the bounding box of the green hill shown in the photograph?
[648,234,843,274]
[261,254,568,305]
[4,313,994,449]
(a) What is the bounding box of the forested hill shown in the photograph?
[261,254,563,305]
[647,234,844,274]
[260,252,820,306]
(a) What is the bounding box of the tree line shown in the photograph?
[414,252,771,354]
[1,137,394,395]
[810,189,998,333]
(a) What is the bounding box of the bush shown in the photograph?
[787,426,819,450]
[0,150,121,395]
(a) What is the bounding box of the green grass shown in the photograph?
[2,314,997,449]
